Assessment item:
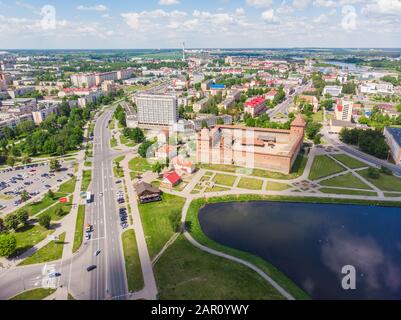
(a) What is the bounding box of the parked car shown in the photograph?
[86,265,97,272]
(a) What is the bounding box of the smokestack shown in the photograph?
[182,42,186,61]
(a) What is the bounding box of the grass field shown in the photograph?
[73,205,85,253]
[205,186,230,193]
[331,154,368,169]
[359,169,401,192]
[110,137,117,148]
[213,174,237,187]
[81,170,92,192]
[57,177,77,194]
[84,161,92,168]
[185,197,311,300]
[113,156,125,178]
[319,173,372,190]
[128,157,153,173]
[20,192,69,217]
[308,155,346,180]
[120,135,136,147]
[312,110,324,122]
[319,188,377,196]
[12,224,54,257]
[237,177,263,190]
[266,182,291,191]
[122,230,144,292]
[37,198,74,221]
[154,236,285,300]
[10,288,56,300]
[18,233,66,266]
[138,193,185,259]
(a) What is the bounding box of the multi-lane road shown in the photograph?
[0,107,130,300]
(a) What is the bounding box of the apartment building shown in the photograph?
[32,104,59,124]
[193,97,210,113]
[71,73,97,88]
[0,113,33,136]
[95,72,118,86]
[360,83,394,95]
[335,99,353,122]
[78,91,104,108]
[135,94,178,127]
[244,96,266,118]
[190,114,233,131]
[323,85,343,97]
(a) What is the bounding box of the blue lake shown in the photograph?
[198,201,401,300]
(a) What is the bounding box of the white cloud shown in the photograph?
[77,4,108,12]
[364,0,401,15]
[293,0,310,10]
[159,0,180,5]
[121,9,187,30]
[246,0,273,8]
[261,9,277,22]
[313,0,337,7]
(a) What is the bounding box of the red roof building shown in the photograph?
[244,96,266,118]
[161,171,182,188]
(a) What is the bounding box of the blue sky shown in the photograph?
[0,0,401,49]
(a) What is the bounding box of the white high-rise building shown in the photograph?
[135,94,178,126]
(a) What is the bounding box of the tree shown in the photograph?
[16,210,29,226]
[47,189,55,199]
[6,156,15,168]
[313,134,322,145]
[0,234,17,257]
[39,214,51,229]
[367,167,380,179]
[49,159,61,172]
[138,140,153,158]
[55,207,64,218]
[306,122,322,140]
[152,162,163,175]
[22,156,32,165]
[20,190,30,202]
[4,214,19,231]
[0,218,4,232]
[169,210,182,233]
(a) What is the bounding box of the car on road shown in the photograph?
[94,250,101,256]
[115,180,122,184]
[99,192,103,197]
[86,265,97,272]
[85,232,91,240]
[49,272,61,278]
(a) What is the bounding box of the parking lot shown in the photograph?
[0,160,75,214]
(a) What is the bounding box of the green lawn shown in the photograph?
[12,224,54,257]
[18,233,66,266]
[213,174,237,187]
[113,156,125,178]
[237,177,263,190]
[266,182,291,191]
[122,230,144,292]
[73,205,85,253]
[205,186,230,193]
[384,193,401,197]
[57,177,77,194]
[10,288,56,300]
[320,173,372,190]
[308,155,346,180]
[200,155,307,180]
[128,157,153,173]
[20,193,69,217]
[120,135,136,147]
[312,110,324,122]
[185,198,310,300]
[138,193,185,259]
[154,236,284,300]
[110,137,117,148]
[81,170,92,192]
[37,198,74,221]
[319,188,377,196]
[358,169,401,192]
[84,161,92,168]
[331,154,368,169]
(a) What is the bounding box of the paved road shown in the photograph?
[84,107,128,300]
[0,108,130,300]
[267,82,312,118]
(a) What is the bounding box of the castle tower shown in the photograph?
[290,114,306,137]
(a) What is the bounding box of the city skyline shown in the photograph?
[0,0,401,49]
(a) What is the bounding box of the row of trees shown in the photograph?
[339,128,389,159]
[114,105,126,127]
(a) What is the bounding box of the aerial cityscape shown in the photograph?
[1,0,401,309]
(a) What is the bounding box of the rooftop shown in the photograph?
[245,96,265,108]
[386,127,401,147]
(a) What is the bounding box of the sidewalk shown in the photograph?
[121,153,158,300]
